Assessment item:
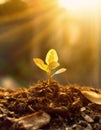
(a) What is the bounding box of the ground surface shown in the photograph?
[0,80,101,130]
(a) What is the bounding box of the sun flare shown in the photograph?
[58,0,99,13]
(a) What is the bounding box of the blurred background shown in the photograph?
[0,0,100,88]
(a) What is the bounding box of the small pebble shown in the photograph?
[80,107,86,112]
[79,120,87,127]
[86,124,93,130]
[82,113,94,123]
[72,124,83,130]
[84,115,94,123]
[65,128,72,130]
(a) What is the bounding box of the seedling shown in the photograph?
[33,49,66,84]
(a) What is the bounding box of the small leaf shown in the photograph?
[33,58,49,72]
[48,61,60,70]
[82,90,101,105]
[52,68,67,77]
[45,49,58,65]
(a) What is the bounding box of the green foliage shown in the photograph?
[33,49,66,83]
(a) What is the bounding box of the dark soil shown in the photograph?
[0,80,101,130]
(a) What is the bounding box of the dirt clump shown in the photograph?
[0,80,101,130]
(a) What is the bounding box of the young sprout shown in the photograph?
[33,49,66,83]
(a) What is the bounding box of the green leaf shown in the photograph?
[52,68,67,77]
[48,61,60,70]
[33,58,49,72]
[45,49,58,65]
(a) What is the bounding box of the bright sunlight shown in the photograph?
[0,0,8,4]
[58,0,99,14]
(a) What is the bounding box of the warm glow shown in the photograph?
[58,0,99,13]
[0,0,8,4]
[68,24,80,45]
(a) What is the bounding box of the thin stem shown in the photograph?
[47,71,52,84]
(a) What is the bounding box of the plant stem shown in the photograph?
[47,71,52,84]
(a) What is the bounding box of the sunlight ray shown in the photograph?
[0,0,65,62]
[9,11,65,60]
[11,10,63,59]
[0,5,60,43]
[0,0,55,23]
[0,19,33,42]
